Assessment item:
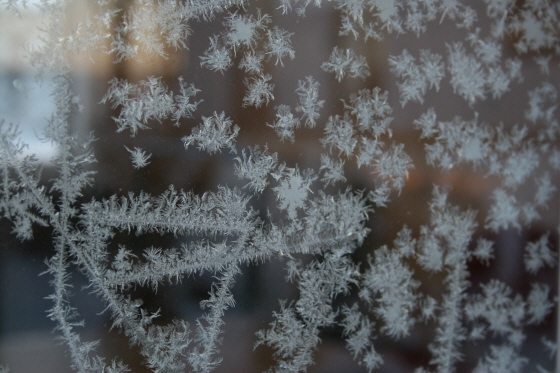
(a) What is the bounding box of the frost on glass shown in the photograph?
[0,0,558,373]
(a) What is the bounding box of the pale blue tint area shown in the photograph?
[0,75,56,160]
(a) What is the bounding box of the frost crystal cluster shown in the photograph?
[0,0,558,372]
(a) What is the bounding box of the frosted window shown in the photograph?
[0,1,558,372]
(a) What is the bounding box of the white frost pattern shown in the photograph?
[0,0,558,372]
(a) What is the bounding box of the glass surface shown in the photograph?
[0,1,558,372]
